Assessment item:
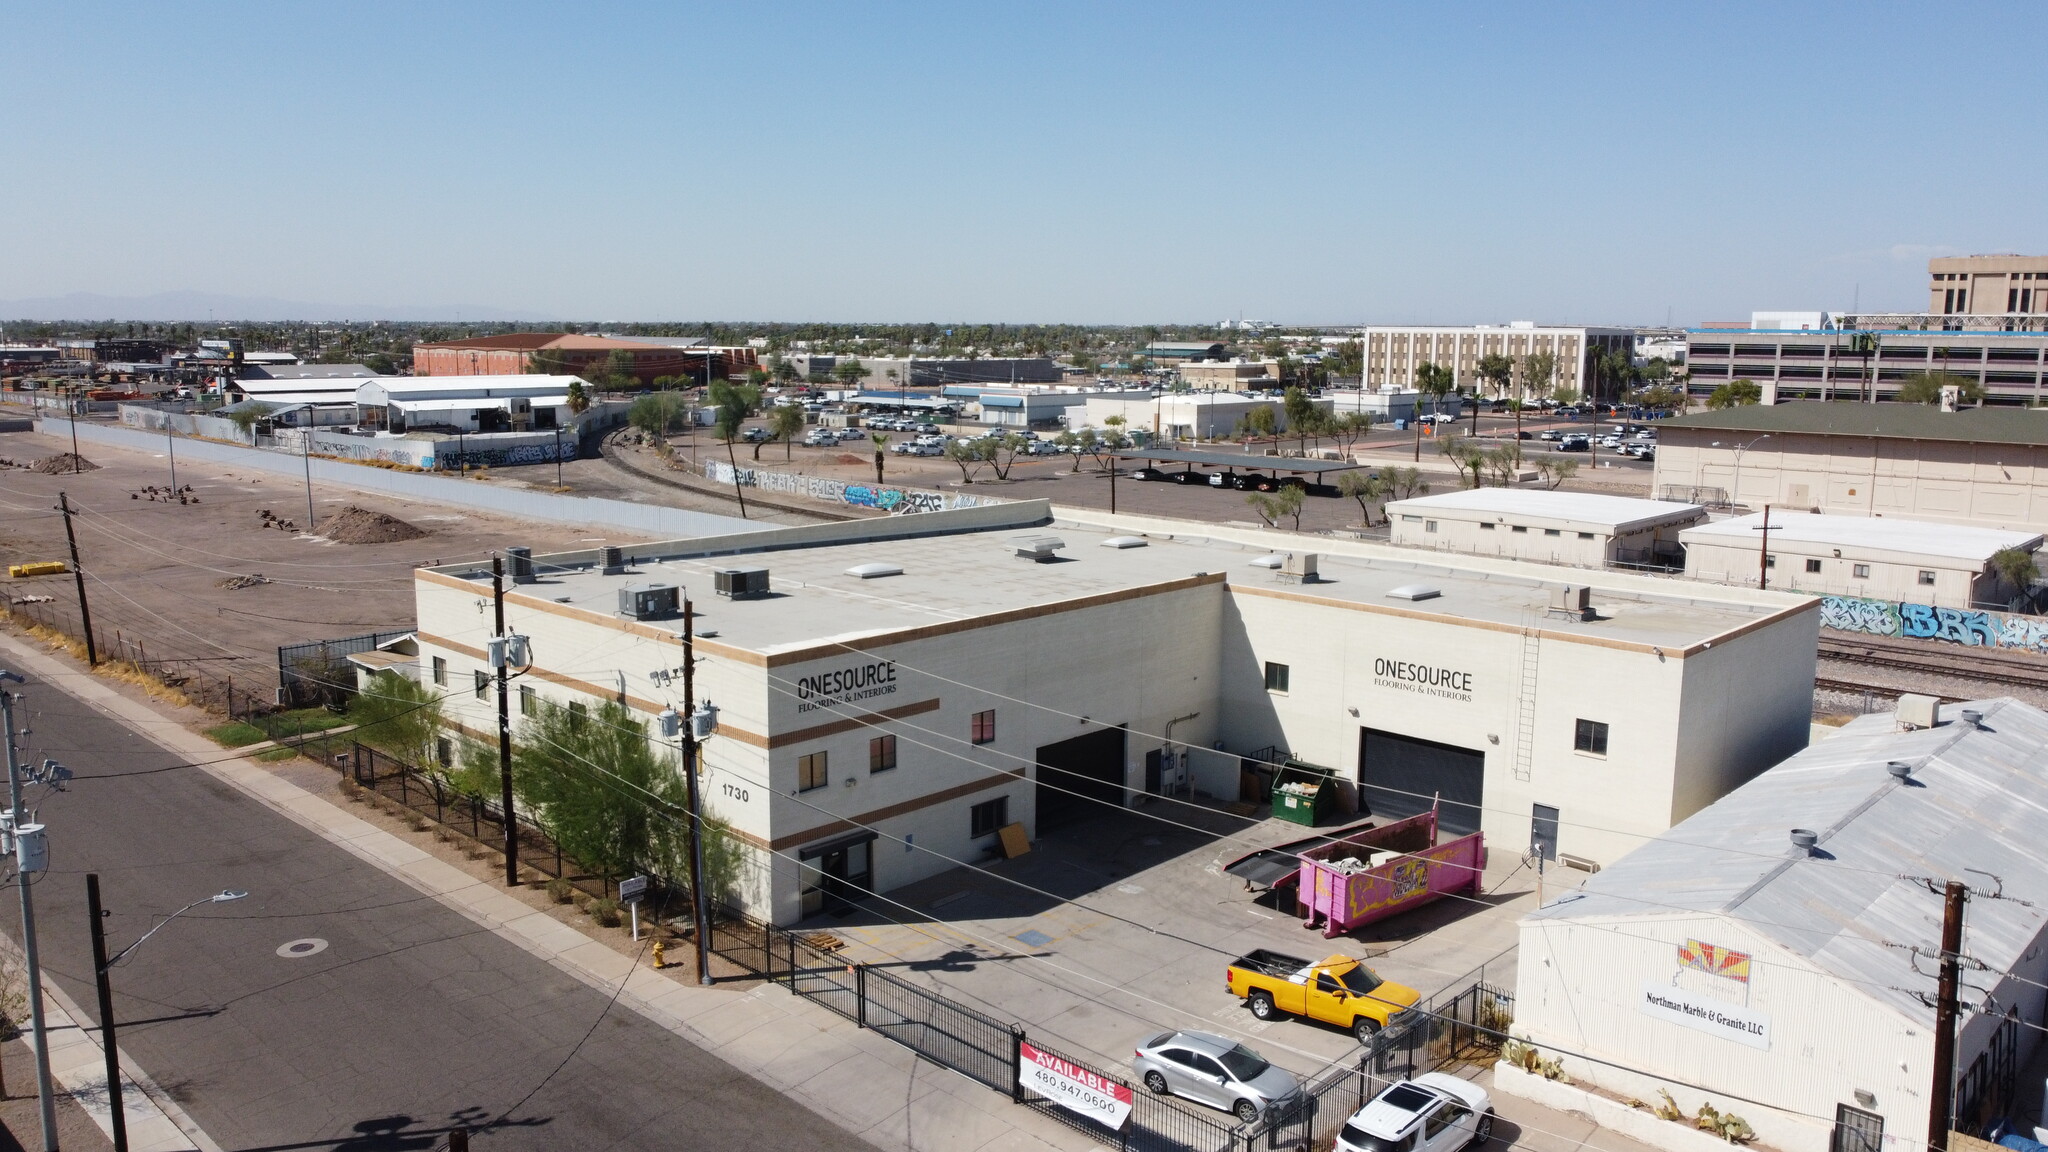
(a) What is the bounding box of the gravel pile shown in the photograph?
[321,506,428,544]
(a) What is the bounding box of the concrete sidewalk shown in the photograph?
[0,629,1098,1152]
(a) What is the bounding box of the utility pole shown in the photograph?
[681,598,712,986]
[57,493,97,666]
[301,431,317,533]
[86,874,124,1152]
[1,675,60,1152]
[1758,504,1773,590]
[164,421,177,492]
[1928,880,1968,1152]
[493,557,518,886]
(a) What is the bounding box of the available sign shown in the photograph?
[1639,982,1770,1051]
[1018,1041,1134,1128]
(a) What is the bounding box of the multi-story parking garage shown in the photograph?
[413,501,1819,925]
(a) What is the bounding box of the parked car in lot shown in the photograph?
[1334,1074,1493,1152]
[1537,430,1562,442]
[1130,467,1175,481]
[742,426,773,442]
[1132,1030,1301,1124]
[1416,413,1455,425]
[1226,950,1421,1042]
[1556,435,1590,452]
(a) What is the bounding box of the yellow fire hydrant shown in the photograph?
[651,940,666,970]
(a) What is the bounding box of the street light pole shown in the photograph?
[86,878,246,1152]
[0,674,58,1152]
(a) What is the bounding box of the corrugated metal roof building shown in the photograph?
[1506,696,2048,1152]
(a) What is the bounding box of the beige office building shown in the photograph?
[1363,323,1634,402]
[1653,402,2048,533]
[1929,253,2048,319]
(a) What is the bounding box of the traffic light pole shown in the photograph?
[1,679,59,1152]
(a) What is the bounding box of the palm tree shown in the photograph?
[870,432,889,486]
[1412,362,1454,462]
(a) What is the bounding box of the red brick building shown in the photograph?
[411,333,755,385]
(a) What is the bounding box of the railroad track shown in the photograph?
[1814,678,1965,704]
[1817,637,2048,693]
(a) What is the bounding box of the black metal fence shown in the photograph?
[278,629,411,708]
[708,903,1508,1152]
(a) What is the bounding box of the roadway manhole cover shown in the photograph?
[276,938,328,958]
[1013,929,1052,948]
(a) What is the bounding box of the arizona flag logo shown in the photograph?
[1678,939,1752,983]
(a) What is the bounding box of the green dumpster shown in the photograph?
[1270,760,1336,826]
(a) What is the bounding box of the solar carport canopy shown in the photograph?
[1112,447,1366,474]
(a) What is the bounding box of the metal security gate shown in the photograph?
[1358,728,1485,836]
[1830,1104,1884,1152]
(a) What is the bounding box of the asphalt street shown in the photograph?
[3,669,875,1152]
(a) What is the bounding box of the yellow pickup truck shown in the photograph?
[1226,949,1422,1042]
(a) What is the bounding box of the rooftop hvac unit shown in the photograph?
[1277,553,1319,584]
[600,545,626,576]
[618,583,680,620]
[1896,693,1940,730]
[506,546,535,584]
[714,567,771,599]
[1546,584,1593,621]
[1013,536,1066,562]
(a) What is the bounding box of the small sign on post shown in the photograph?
[620,875,650,941]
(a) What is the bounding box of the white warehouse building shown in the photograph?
[411,501,1818,926]
[1386,490,1708,568]
[1507,696,2048,1152]
[1681,510,2043,608]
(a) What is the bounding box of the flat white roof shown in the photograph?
[1682,512,2043,563]
[390,394,571,413]
[428,503,1800,655]
[363,374,585,398]
[1385,489,1705,533]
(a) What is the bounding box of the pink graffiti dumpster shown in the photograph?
[1297,808,1484,938]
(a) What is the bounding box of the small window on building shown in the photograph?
[971,709,995,745]
[1425,520,1439,533]
[474,670,489,700]
[1578,532,1595,540]
[798,751,828,792]
[1853,564,1870,578]
[1764,555,1777,569]
[869,734,897,773]
[1574,719,1609,756]
[1401,514,1421,522]
[1480,521,1496,530]
[432,656,448,686]
[519,684,536,716]
[1918,570,1937,586]
[1544,528,1561,537]
[567,701,587,730]
[1511,525,1528,534]
[970,796,1008,838]
[435,736,453,767]
[1264,662,1290,693]
[1804,558,1823,574]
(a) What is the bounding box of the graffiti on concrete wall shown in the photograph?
[1820,593,2048,653]
[703,460,996,515]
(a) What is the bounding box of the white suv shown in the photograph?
[1334,1073,1493,1152]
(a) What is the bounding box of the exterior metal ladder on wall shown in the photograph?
[1512,632,1541,782]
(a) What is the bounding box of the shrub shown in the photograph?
[547,878,575,904]
[587,898,622,927]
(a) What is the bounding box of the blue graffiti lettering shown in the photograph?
[1898,603,1940,639]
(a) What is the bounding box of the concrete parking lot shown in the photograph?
[806,800,1538,1091]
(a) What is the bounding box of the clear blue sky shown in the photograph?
[5,1,2043,325]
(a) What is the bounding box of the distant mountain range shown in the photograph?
[0,291,543,323]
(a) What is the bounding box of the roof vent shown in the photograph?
[1386,583,1441,602]
[600,545,625,576]
[1887,760,1913,780]
[845,562,903,579]
[1250,554,1285,569]
[1790,828,1819,854]
[618,583,679,620]
[1100,536,1147,549]
[1278,553,1319,585]
[1959,709,1983,730]
[1013,536,1066,562]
